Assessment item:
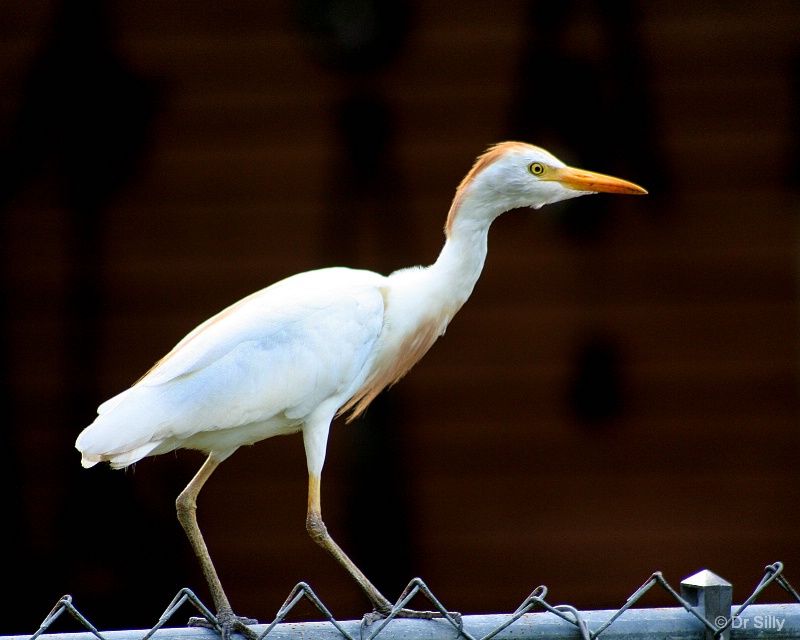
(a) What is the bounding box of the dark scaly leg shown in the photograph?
[305,474,394,613]
[177,455,258,639]
[305,474,444,621]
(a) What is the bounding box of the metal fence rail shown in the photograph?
[5,562,799,640]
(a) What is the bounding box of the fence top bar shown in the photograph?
[6,602,800,640]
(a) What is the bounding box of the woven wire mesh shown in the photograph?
[20,562,800,640]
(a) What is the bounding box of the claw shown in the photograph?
[189,612,259,640]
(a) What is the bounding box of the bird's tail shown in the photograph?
[78,441,161,470]
[75,386,166,469]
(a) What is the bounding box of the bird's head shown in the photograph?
[447,142,646,234]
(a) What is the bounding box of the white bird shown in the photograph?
[76,142,646,636]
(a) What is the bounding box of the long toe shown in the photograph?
[231,617,259,640]
[363,607,462,626]
[396,607,461,623]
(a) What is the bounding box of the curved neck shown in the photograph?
[427,196,498,309]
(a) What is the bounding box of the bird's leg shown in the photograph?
[177,455,258,640]
[305,474,443,621]
[305,474,393,612]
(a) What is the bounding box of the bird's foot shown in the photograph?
[189,610,259,640]
[362,607,462,627]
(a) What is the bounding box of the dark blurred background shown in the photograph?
[1,0,799,633]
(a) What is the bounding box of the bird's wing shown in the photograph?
[77,268,387,463]
[132,268,383,388]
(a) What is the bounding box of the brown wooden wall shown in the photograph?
[1,0,799,632]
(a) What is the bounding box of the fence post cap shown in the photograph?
[682,570,732,588]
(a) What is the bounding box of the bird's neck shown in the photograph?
[386,189,505,335]
[425,193,501,311]
[343,198,496,419]
[429,227,487,308]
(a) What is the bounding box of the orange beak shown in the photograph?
[554,166,648,195]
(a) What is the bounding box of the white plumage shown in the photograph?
[78,268,387,468]
[75,142,645,637]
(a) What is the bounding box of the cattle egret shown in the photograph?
[76,142,646,636]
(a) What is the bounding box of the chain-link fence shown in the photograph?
[6,562,800,640]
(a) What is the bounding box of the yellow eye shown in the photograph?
[529,162,546,176]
